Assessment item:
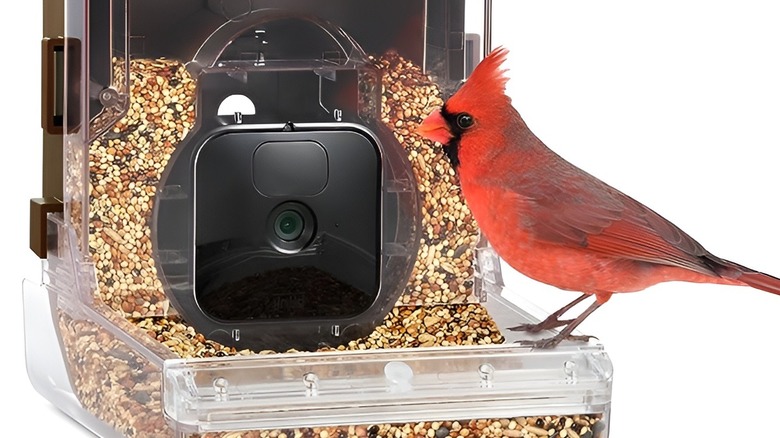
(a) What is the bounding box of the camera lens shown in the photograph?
[274,210,304,241]
[267,202,315,253]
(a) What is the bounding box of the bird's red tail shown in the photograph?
[707,256,780,296]
[738,271,780,296]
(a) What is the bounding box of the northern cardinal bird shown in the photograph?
[418,47,780,348]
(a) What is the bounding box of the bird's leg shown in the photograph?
[508,293,591,333]
[517,300,603,349]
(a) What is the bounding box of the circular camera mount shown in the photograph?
[267,201,316,253]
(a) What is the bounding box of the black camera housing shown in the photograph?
[153,13,420,351]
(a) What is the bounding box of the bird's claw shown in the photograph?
[515,333,597,349]
[517,337,561,349]
[507,323,539,332]
[508,318,574,333]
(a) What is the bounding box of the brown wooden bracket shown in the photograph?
[41,37,65,134]
[30,197,64,258]
[41,37,80,135]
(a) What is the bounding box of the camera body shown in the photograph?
[153,13,420,350]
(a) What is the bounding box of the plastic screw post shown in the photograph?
[213,377,229,401]
[478,363,495,388]
[564,360,578,384]
[303,372,320,397]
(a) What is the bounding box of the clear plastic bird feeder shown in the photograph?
[25,1,613,437]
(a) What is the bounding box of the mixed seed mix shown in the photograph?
[132,302,504,359]
[190,417,606,438]
[58,313,173,437]
[88,58,196,318]
[58,53,604,438]
[374,53,480,306]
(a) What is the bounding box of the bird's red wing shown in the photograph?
[518,172,718,277]
[587,206,715,275]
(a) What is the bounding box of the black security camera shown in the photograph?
[153,12,419,351]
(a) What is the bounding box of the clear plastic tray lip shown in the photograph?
[165,341,608,365]
[163,343,612,432]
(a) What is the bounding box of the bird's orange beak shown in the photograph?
[417,109,454,145]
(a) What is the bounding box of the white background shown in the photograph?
[3,1,779,436]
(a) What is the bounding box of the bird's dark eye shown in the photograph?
[456,113,475,130]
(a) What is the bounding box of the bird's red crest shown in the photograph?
[447,47,511,111]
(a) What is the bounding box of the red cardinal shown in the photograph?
[418,47,780,348]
